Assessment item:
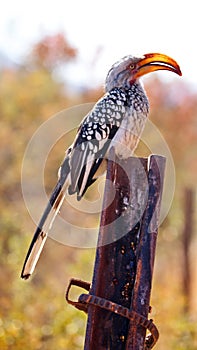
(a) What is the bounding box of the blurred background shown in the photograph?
[0,0,197,349]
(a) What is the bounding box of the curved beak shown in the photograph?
[135,53,182,79]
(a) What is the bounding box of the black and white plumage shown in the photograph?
[21,53,181,279]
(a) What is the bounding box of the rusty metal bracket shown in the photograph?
[65,278,91,313]
[66,278,159,349]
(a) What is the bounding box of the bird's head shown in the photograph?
[105,53,182,91]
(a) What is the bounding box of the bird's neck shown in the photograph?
[106,79,143,94]
[106,81,149,115]
[126,80,147,98]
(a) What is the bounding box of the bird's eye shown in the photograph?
[129,64,135,70]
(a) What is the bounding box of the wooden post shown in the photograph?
[84,151,165,350]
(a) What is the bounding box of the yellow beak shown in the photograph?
[135,53,182,79]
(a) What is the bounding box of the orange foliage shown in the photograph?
[31,33,77,69]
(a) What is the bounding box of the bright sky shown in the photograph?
[0,0,196,88]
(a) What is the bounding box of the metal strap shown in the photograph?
[66,279,159,349]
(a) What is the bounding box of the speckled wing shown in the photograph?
[67,92,126,199]
[21,89,127,279]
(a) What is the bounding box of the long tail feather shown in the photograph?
[21,158,69,279]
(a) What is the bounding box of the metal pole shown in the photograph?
[83,152,165,349]
[126,155,166,349]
